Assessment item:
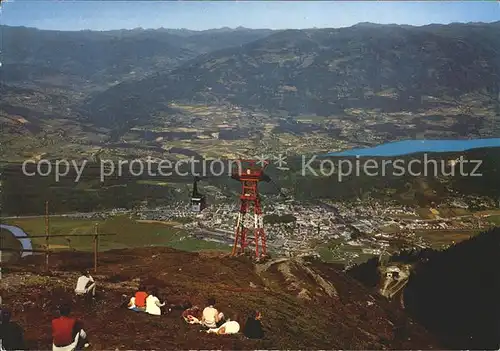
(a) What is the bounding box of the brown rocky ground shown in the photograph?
[1,248,439,349]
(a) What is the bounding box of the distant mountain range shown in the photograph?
[0,25,274,90]
[1,22,499,147]
[83,21,500,128]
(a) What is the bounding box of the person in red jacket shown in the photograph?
[133,285,148,312]
[51,304,90,351]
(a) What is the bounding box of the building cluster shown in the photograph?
[76,192,495,263]
[136,204,195,222]
[173,198,493,259]
[439,195,496,210]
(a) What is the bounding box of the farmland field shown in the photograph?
[2,216,230,253]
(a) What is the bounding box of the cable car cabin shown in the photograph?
[191,195,206,212]
[191,177,206,212]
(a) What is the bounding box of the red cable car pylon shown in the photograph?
[231,159,269,259]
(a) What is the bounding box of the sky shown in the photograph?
[1,1,499,31]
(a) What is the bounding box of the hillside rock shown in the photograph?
[348,227,500,350]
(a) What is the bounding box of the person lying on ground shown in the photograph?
[145,288,166,316]
[0,309,25,350]
[74,271,96,298]
[243,310,264,339]
[206,315,240,335]
[182,304,202,324]
[52,304,90,351]
[201,297,225,328]
[129,285,148,312]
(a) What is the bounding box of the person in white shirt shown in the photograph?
[201,297,224,328]
[145,289,165,316]
[206,320,240,335]
[74,271,96,297]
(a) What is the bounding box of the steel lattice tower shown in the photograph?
[231,160,269,259]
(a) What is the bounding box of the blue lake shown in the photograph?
[325,138,500,157]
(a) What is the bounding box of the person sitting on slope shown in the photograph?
[128,285,148,312]
[51,304,90,351]
[243,310,264,339]
[0,309,25,350]
[182,303,202,324]
[145,288,166,316]
[201,297,225,329]
[74,271,96,298]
